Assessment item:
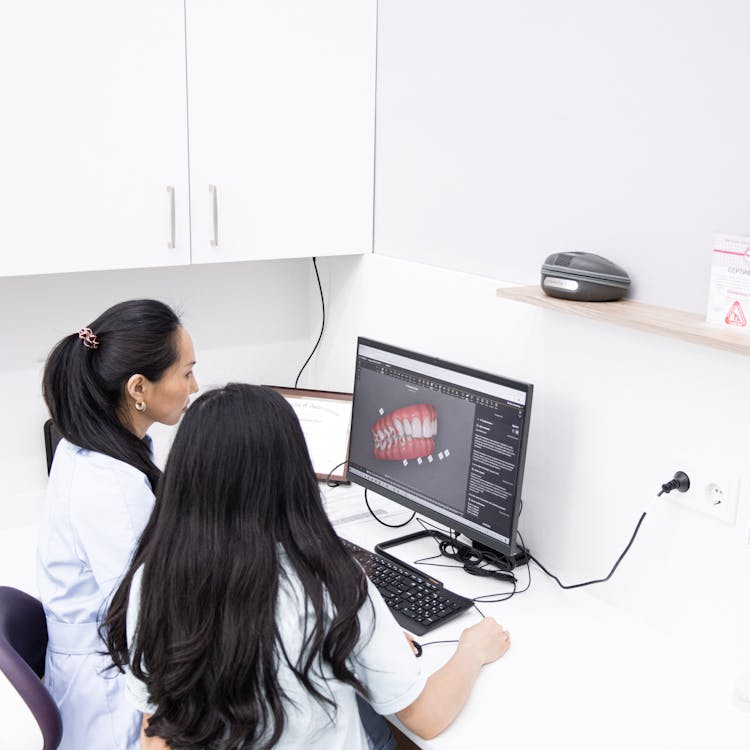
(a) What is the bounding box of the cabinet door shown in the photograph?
[187,0,376,263]
[0,2,189,276]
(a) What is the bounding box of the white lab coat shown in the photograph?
[37,438,155,750]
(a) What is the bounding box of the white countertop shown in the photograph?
[2,487,748,749]
[325,484,750,749]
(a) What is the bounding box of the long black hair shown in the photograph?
[43,299,181,489]
[104,384,370,750]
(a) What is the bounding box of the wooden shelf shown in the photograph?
[496,285,750,357]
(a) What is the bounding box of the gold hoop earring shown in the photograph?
[135,400,147,413]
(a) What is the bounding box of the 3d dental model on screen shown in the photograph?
[372,404,438,461]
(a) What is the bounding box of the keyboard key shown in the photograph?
[339,537,472,636]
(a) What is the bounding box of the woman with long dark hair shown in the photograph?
[105,384,510,749]
[37,299,199,750]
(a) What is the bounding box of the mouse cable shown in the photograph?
[294,256,325,388]
[416,519,518,577]
[471,577,518,605]
[411,518,466,568]
[415,516,457,538]
[471,528,532,605]
[529,471,689,590]
[419,639,459,649]
[513,529,532,596]
[364,488,416,528]
[411,518,523,604]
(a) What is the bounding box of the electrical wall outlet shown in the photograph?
[675,474,741,525]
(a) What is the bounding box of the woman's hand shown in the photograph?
[457,616,510,665]
[396,616,512,739]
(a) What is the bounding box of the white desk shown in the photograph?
[325,484,750,750]
[3,491,749,749]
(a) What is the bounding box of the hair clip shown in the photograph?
[78,327,99,350]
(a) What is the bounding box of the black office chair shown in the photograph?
[0,586,63,750]
[43,420,63,475]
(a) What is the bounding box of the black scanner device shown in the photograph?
[540,251,630,302]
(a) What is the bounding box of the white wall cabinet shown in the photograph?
[0,2,190,276]
[186,0,376,263]
[0,1,375,278]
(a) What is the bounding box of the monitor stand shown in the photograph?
[472,539,531,569]
[374,529,530,572]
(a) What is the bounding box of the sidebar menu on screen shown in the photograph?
[465,401,523,539]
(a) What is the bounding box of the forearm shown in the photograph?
[396,645,483,739]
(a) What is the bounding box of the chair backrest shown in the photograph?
[0,586,63,750]
[43,420,63,476]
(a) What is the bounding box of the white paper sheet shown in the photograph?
[706,233,750,331]
[322,485,411,528]
[284,394,352,478]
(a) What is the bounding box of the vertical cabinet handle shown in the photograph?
[209,184,219,247]
[166,186,176,249]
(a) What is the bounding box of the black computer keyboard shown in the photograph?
[340,538,473,636]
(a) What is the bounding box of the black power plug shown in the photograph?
[657,470,691,497]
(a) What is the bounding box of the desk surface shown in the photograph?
[2,490,749,750]
[326,485,750,750]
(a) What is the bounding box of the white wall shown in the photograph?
[0,258,317,528]
[374,0,750,313]
[2,251,748,705]
[364,1,750,688]
[314,252,750,685]
[2,0,749,723]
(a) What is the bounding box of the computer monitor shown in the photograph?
[347,338,533,566]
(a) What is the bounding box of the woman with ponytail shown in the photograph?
[105,384,510,750]
[37,299,198,750]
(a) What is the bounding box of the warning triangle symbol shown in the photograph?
[725,300,747,327]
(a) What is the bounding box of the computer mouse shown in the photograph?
[411,639,423,658]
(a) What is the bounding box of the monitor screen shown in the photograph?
[347,338,533,560]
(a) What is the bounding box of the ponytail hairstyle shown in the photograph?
[104,384,370,750]
[43,299,181,489]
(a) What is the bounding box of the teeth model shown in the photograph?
[372,404,438,461]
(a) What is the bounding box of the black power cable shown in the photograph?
[529,512,647,590]
[658,470,690,496]
[324,463,415,525]
[294,257,325,388]
[364,488,415,528]
[325,461,348,488]
[531,470,690,590]
[408,473,689,596]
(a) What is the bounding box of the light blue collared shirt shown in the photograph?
[37,438,155,750]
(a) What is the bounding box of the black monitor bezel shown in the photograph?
[347,337,533,559]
